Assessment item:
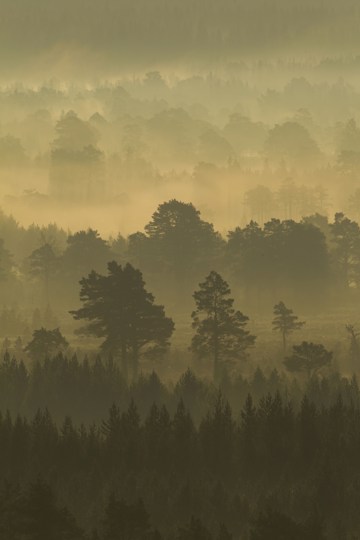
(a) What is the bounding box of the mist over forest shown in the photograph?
[3,0,360,77]
[2,2,360,539]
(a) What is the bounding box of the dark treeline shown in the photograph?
[0,200,359,315]
[2,351,360,423]
[0,360,359,539]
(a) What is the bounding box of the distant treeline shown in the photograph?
[0,357,358,538]
[1,0,360,65]
[3,80,360,170]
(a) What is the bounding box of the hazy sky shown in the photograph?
[2,0,360,81]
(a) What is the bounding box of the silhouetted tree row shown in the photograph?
[0,386,359,538]
[2,202,360,314]
[0,343,358,419]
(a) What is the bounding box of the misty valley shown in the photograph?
[3,1,360,538]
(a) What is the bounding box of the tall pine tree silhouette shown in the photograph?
[71,262,174,381]
[191,271,255,381]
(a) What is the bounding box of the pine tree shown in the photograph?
[25,328,68,361]
[191,271,255,381]
[71,262,174,381]
[272,301,305,353]
[284,341,332,379]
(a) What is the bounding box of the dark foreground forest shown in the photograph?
[0,350,359,539]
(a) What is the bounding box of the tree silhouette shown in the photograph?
[227,218,329,307]
[191,271,255,381]
[62,229,112,284]
[71,262,174,380]
[223,113,267,154]
[272,301,305,353]
[284,341,332,379]
[129,200,224,297]
[265,122,321,168]
[25,328,68,361]
[49,111,104,201]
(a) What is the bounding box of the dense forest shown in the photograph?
[0,354,360,539]
[3,0,360,538]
